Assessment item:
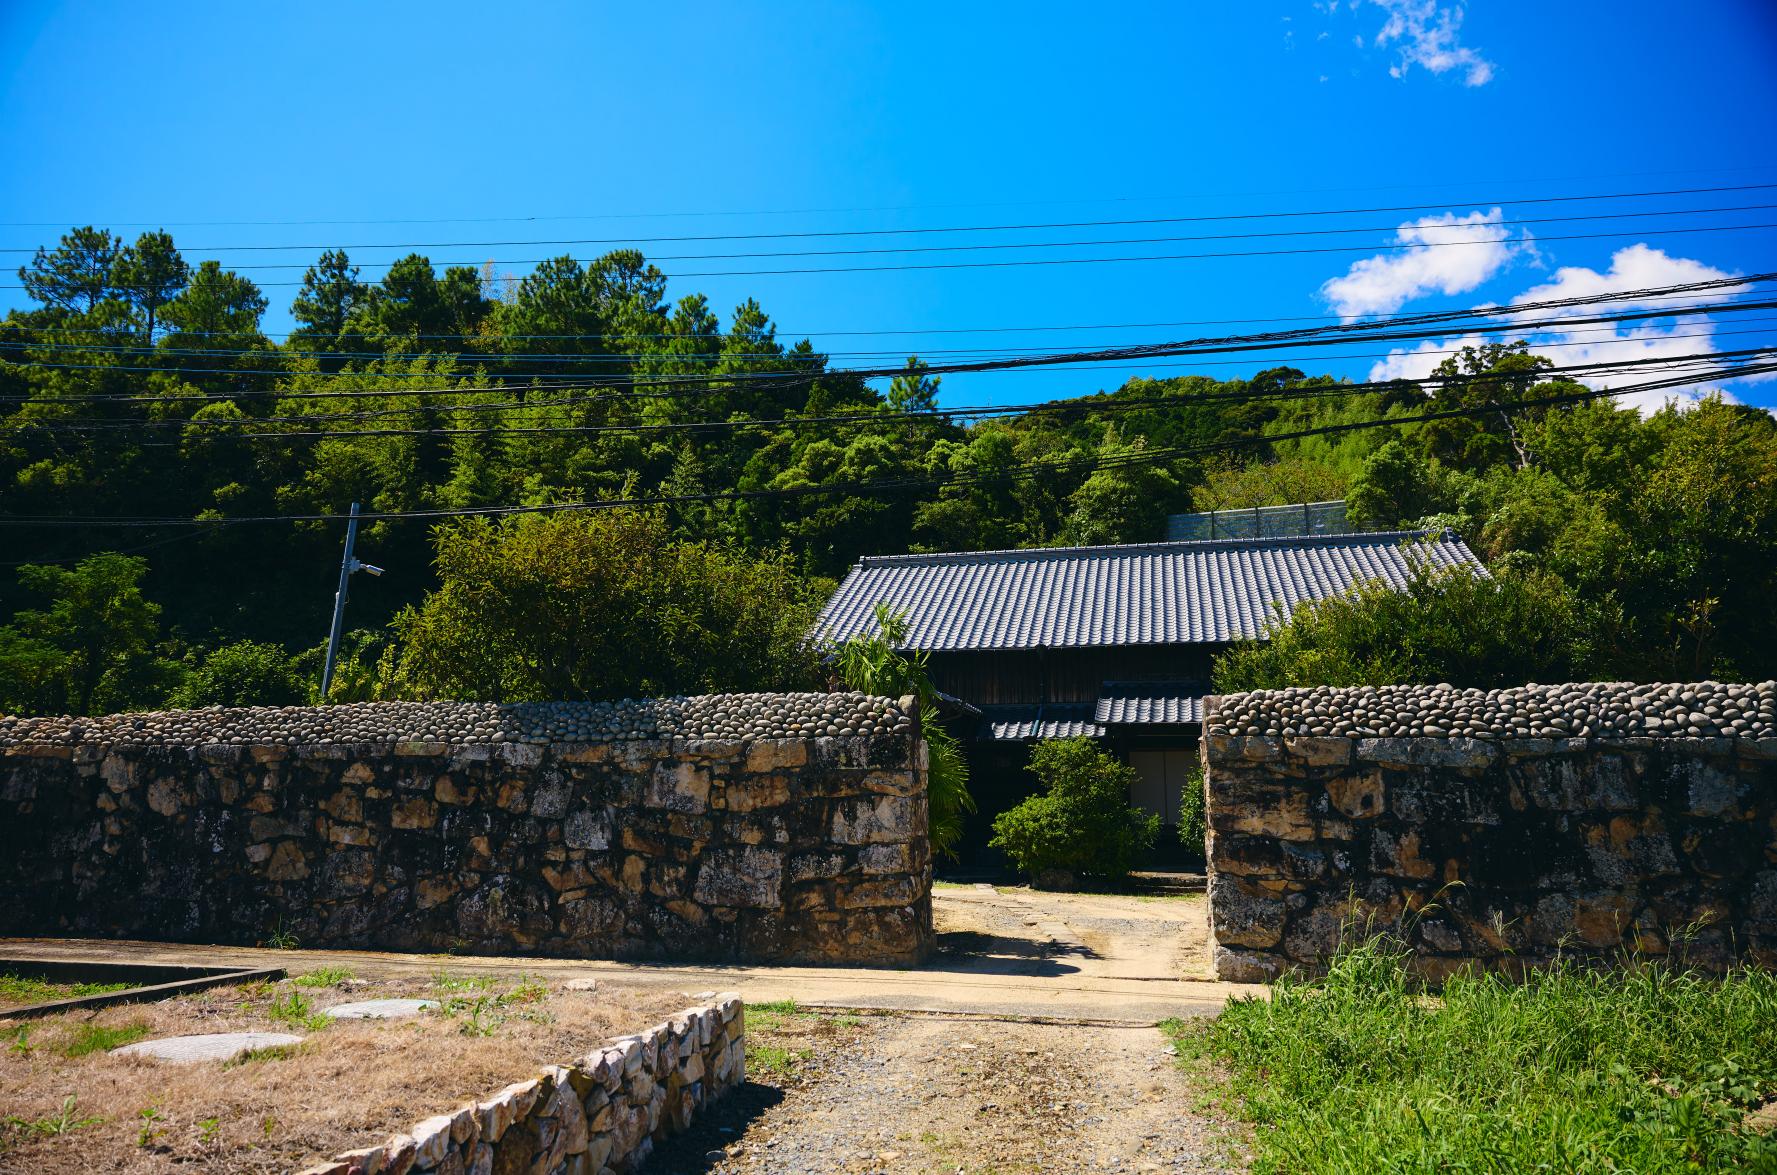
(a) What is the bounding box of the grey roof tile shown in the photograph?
[815,530,1482,651]
[1094,682,1206,726]
[978,704,1104,742]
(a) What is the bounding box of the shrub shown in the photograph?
[168,640,306,708]
[1176,762,1206,862]
[990,738,1158,884]
[1213,547,1599,692]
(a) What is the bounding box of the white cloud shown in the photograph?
[1364,245,1755,414]
[1320,208,1524,318]
[1367,0,1494,86]
[1508,244,1747,320]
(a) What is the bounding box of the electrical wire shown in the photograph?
[1,358,1765,531]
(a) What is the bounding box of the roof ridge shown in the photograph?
[856,529,1446,569]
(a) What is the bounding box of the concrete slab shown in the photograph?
[111,1031,302,1064]
[322,997,437,1020]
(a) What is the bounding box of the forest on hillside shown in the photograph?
[3,227,1775,714]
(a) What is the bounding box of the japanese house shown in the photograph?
[814,526,1484,858]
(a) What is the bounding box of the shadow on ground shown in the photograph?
[644,1081,786,1173]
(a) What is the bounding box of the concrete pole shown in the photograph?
[320,502,362,701]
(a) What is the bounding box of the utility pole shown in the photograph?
[321,502,384,701]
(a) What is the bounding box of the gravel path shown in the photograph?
[647,1011,1241,1174]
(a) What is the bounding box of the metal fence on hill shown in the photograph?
[1165,499,1382,542]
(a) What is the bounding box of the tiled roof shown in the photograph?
[979,705,1105,742]
[814,530,1481,651]
[1094,682,1205,726]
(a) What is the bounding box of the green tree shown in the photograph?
[832,604,976,861]
[0,554,177,715]
[16,226,124,313]
[389,508,825,701]
[886,356,940,413]
[989,738,1158,885]
[161,261,268,345]
[112,230,190,340]
[1059,433,1181,545]
[289,249,367,354]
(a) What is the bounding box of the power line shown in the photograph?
[13,202,1774,273]
[11,164,1777,229]
[12,182,1774,255]
[10,286,1753,344]
[7,220,1775,290]
[10,299,1766,367]
[2,359,1765,531]
[3,278,1772,405]
[14,341,1769,438]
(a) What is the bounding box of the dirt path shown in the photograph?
[649,1011,1241,1175]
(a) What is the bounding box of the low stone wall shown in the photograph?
[301,992,744,1175]
[0,695,932,965]
[1202,681,1777,981]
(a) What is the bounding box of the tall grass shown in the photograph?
[1171,938,1777,1172]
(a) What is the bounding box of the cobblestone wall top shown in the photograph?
[0,692,914,749]
[1206,680,1777,741]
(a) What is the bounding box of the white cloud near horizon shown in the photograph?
[1369,0,1494,86]
[1364,245,1755,415]
[1320,208,1523,318]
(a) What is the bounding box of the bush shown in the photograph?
[989,738,1158,884]
[169,640,306,708]
[388,508,826,701]
[1213,547,1599,692]
[1176,762,1206,862]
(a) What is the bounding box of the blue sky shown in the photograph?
[3,0,1775,410]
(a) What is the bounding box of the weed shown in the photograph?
[235,980,273,1002]
[261,919,300,950]
[293,966,354,988]
[261,1116,276,1140]
[197,1117,221,1145]
[4,1096,103,1138]
[506,974,548,1004]
[5,1025,31,1056]
[62,1022,148,1058]
[750,998,799,1014]
[268,991,329,1032]
[430,972,496,994]
[136,1106,165,1148]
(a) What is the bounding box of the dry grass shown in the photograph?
[0,970,688,1173]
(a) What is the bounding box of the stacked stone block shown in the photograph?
[300,993,745,1175]
[0,695,932,965]
[1203,682,1777,982]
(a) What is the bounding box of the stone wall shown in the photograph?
[0,695,932,965]
[1202,681,1777,982]
[302,992,745,1175]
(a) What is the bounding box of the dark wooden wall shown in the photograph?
[926,644,1221,706]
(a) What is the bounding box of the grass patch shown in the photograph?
[0,973,134,1005]
[748,1042,814,1078]
[61,1022,148,1058]
[292,967,354,988]
[1166,937,1777,1172]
